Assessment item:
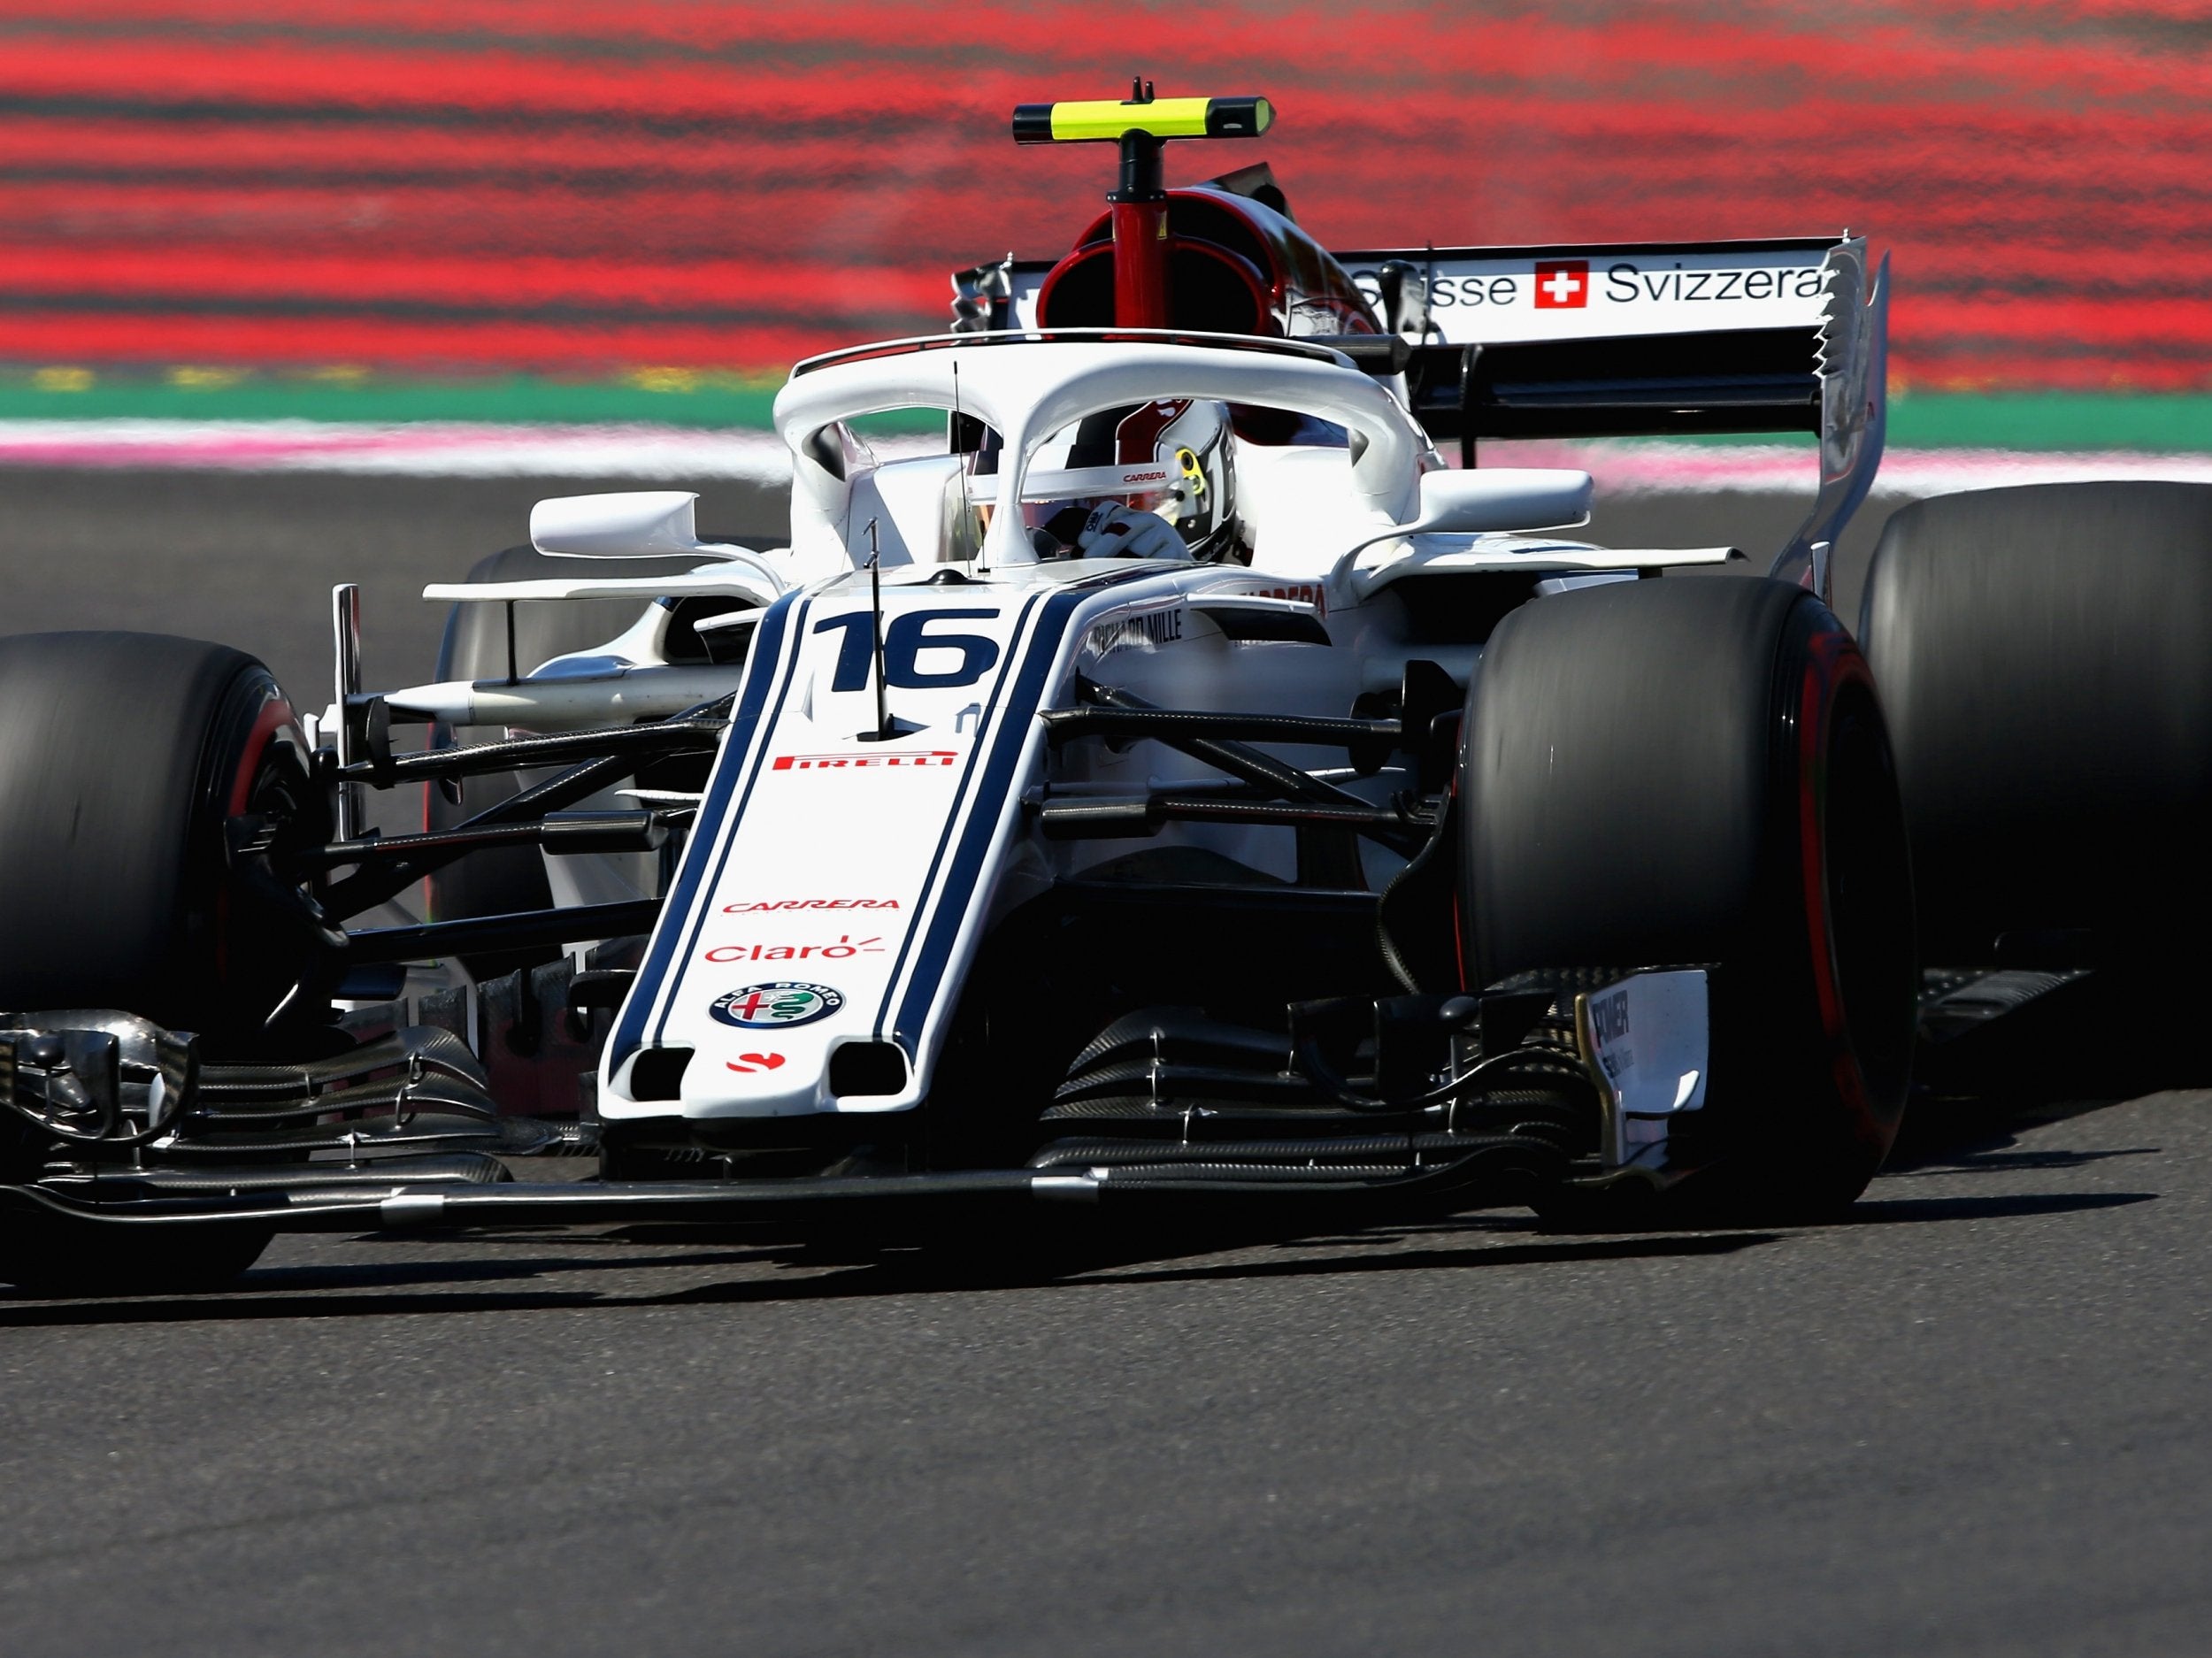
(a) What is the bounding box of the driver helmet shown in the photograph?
[967,398,1240,561]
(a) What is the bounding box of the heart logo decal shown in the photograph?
[725,1052,787,1073]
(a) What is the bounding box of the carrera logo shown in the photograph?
[1119,468,1171,486]
[1236,582,1327,618]
[1534,260,1588,309]
[721,898,901,913]
[704,935,885,963]
[772,750,957,771]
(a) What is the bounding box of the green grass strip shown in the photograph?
[4,371,2212,451]
[0,370,791,428]
[1887,395,2212,452]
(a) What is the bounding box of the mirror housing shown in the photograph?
[1403,468,1593,536]
[1329,468,1596,586]
[531,491,720,559]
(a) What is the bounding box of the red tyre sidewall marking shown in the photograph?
[1448,773,1471,993]
[213,689,300,986]
[1796,622,1884,1146]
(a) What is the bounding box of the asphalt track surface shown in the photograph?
[1,472,2206,1657]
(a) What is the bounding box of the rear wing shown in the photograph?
[1338,236,1889,587]
[1333,237,1866,432]
[953,234,1886,590]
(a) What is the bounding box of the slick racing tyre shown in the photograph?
[1858,481,2212,967]
[1460,578,1917,1220]
[0,632,319,1294]
[0,632,328,1045]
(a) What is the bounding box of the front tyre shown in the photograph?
[0,633,326,1293]
[1460,578,1917,1219]
[0,632,329,1044]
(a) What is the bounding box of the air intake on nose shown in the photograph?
[829,1042,907,1098]
[628,1048,693,1101]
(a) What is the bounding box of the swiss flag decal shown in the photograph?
[1533,260,1589,309]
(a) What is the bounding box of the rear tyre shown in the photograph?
[1858,482,2212,965]
[1460,578,1917,1220]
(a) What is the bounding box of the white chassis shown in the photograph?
[365,332,1738,1145]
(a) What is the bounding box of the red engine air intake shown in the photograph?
[1109,196,1172,327]
[1036,183,1383,342]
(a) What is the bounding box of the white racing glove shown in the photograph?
[1076,503,1189,561]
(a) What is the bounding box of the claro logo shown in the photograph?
[703,935,885,963]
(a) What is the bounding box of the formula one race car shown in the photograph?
[3,91,2207,1294]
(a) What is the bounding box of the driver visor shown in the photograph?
[965,460,1187,525]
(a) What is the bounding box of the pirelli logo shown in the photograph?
[772,750,959,771]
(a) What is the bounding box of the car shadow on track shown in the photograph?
[226,1246,791,1293]
[1884,1089,2133,1166]
[1878,1147,2161,1178]
[1845,1190,2153,1224]
[0,1221,1770,1327]
[0,1185,2148,1329]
